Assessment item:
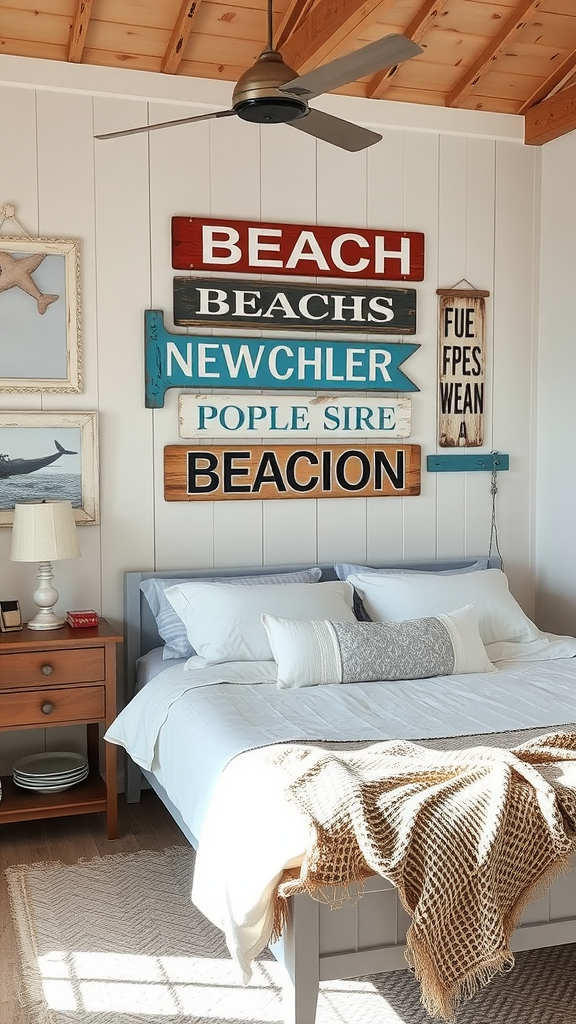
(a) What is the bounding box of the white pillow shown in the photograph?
[347,568,540,647]
[263,605,494,689]
[140,567,322,659]
[164,579,356,665]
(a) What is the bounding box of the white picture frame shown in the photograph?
[0,411,99,525]
[0,237,81,393]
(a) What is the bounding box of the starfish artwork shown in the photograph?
[0,251,59,314]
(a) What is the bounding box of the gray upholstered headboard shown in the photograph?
[124,557,500,700]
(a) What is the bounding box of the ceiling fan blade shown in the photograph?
[290,108,381,152]
[280,34,423,101]
[95,108,237,140]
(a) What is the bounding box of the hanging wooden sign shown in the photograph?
[173,277,417,334]
[437,288,488,448]
[164,444,421,501]
[172,216,425,282]
[178,394,411,440]
[145,310,420,408]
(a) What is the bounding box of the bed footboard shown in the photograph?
[271,859,576,1024]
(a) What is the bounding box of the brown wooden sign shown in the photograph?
[437,290,487,448]
[172,216,425,282]
[173,277,417,334]
[164,444,421,501]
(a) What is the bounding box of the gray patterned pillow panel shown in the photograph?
[332,618,454,682]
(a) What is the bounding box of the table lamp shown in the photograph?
[10,500,81,630]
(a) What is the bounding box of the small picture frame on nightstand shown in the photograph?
[0,600,22,631]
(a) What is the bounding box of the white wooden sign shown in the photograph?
[178,393,411,440]
[437,289,488,447]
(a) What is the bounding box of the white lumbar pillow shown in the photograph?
[347,568,540,647]
[262,604,494,689]
[164,579,356,665]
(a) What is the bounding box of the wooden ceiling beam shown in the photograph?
[445,0,545,109]
[274,0,315,53]
[280,0,398,75]
[162,0,204,75]
[518,50,576,115]
[367,0,448,100]
[524,82,576,144]
[66,0,93,64]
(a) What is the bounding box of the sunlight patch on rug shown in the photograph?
[37,953,286,1019]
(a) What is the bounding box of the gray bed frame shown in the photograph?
[123,559,576,1024]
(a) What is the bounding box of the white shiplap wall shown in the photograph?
[0,57,539,769]
[536,131,576,636]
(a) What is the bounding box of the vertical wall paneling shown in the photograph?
[260,122,319,564]
[492,141,538,612]
[399,130,439,559]
[0,85,39,231]
[36,89,102,615]
[315,141,369,565]
[365,129,407,563]
[435,134,469,559]
[0,85,43,606]
[148,107,216,570]
[209,115,264,567]
[93,96,155,623]
[461,137,498,559]
[535,134,576,633]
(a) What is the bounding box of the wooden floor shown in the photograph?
[0,790,189,1024]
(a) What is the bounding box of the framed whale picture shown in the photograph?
[0,237,81,393]
[0,411,99,525]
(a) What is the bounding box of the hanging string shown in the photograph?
[488,451,503,569]
[0,203,33,237]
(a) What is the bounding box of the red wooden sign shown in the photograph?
[172,216,425,282]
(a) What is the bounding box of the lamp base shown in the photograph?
[27,611,66,630]
[28,560,66,630]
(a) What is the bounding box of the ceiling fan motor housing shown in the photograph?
[232,50,308,124]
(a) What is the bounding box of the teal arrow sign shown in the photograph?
[145,309,420,408]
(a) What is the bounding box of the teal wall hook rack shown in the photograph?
[426,452,509,473]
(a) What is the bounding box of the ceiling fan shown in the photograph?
[95,0,422,152]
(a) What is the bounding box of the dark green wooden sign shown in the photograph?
[173,277,416,334]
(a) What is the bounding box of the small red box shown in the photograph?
[66,610,100,628]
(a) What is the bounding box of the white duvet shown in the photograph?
[105,636,576,980]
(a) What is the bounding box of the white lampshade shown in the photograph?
[10,501,80,563]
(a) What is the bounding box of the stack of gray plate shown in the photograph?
[13,752,89,794]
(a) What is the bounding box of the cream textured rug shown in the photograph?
[5,845,576,1024]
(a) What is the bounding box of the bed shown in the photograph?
[107,559,576,1023]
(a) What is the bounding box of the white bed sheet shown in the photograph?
[107,649,576,847]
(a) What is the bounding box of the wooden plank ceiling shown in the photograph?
[2,0,576,144]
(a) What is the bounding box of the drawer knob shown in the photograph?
[41,702,55,715]
[41,664,53,676]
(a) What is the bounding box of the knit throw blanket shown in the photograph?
[271,731,576,1020]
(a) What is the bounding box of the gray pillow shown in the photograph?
[334,558,489,581]
[140,567,322,659]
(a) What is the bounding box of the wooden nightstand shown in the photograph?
[0,619,122,839]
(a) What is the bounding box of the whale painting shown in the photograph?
[0,412,99,526]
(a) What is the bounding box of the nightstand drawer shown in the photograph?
[0,648,105,689]
[0,686,106,727]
